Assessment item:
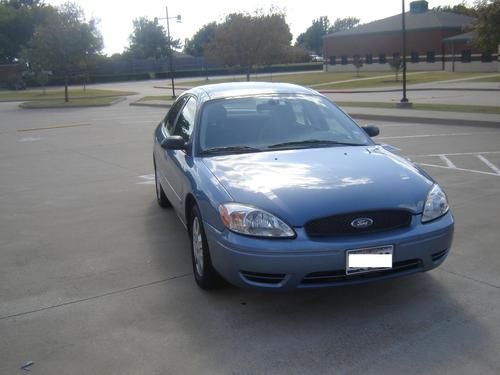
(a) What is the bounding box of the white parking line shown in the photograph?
[417,163,500,177]
[137,174,155,185]
[409,151,500,157]
[379,132,481,140]
[476,155,500,174]
[439,155,456,168]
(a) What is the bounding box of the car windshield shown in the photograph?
[198,95,372,154]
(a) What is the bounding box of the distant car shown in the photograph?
[153,82,454,290]
[310,54,324,62]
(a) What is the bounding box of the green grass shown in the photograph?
[19,96,123,109]
[0,88,137,102]
[185,71,496,90]
[336,101,500,114]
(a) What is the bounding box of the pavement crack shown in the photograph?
[439,268,500,290]
[0,273,192,321]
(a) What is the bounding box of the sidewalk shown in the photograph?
[345,106,500,127]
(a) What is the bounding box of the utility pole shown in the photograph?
[157,6,181,98]
[401,0,409,103]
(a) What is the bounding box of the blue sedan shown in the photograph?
[153,82,454,290]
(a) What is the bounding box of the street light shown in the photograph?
[156,6,181,98]
[401,0,409,104]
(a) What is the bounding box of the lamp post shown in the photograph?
[401,0,409,103]
[157,6,181,98]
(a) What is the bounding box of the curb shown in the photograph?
[319,87,500,94]
[130,101,172,108]
[349,113,500,128]
[19,96,127,109]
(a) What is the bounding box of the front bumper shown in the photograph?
[204,212,454,290]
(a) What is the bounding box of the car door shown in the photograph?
[163,95,197,217]
[155,95,189,205]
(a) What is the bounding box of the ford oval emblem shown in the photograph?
[351,217,374,229]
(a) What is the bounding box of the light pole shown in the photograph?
[156,6,181,98]
[401,0,409,103]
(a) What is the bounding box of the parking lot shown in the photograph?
[1,98,499,374]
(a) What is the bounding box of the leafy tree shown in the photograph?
[473,0,500,53]
[295,16,360,55]
[433,3,478,17]
[126,17,180,59]
[205,11,292,81]
[184,22,217,56]
[21,2,103,102]
[329,17,360,33]
[295,16,330,54]
[0,0,56,63]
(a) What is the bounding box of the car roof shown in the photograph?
[186,82,320,103]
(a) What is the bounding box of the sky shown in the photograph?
[46,0,470,55]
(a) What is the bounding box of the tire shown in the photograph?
[190,205,219,290]
[154,162,171,208]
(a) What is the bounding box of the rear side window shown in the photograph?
[164,96,188,134]
[173,97,197,141]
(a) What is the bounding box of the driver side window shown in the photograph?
[164,96,189,134]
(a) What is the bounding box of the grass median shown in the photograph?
[336,101,500,114]
[185,71,498,90]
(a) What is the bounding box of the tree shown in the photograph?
[389,56,403,82]
[21,2,103,102]
[352,55,363,77]
[295,16,360,55]
[329,17,360,33]
[205,11,292,81]
[295,16,330,54]
[184,22,217,56]
[0,0,56,63]
[126,17,180,59]
[433,3,478,17]
[473,0,500,53]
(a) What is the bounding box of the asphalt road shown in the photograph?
[1,99,499,374]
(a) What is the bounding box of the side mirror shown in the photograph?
[362,125,380,137]
[161,135,186,150]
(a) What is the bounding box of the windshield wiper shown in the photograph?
[268,139,363,149]
[201,145,262,155]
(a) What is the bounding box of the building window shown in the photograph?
[392,52,400,62]
[411,52,419,63]
[365,54,373,64]
[461,50,471,63]
[341,56,348,65]
[426,51,435,63]
[379,53,386,64]
[481,52,492,62]
[329,56,336,65]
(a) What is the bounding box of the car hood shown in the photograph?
[202,146,433,226]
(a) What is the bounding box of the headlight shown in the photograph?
[218,203,295,238]
[422,184,449,223]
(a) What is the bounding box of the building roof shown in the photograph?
[442,31,475,43]
[325,11,473,38]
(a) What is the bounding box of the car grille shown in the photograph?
[240,271,286,285]
[301,259,422,285]
[304,210,412,237]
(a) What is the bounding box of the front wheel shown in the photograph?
[190,205,219,290]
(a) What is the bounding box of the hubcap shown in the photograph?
[192,217,204,276]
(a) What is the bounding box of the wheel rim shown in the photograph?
[192,217,204,277]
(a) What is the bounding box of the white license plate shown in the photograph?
[346,245,394,275]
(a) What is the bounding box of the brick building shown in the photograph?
[323,0,499,72]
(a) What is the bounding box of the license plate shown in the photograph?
[346,245,393,275]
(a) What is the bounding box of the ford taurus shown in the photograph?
[153,82,454,290]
